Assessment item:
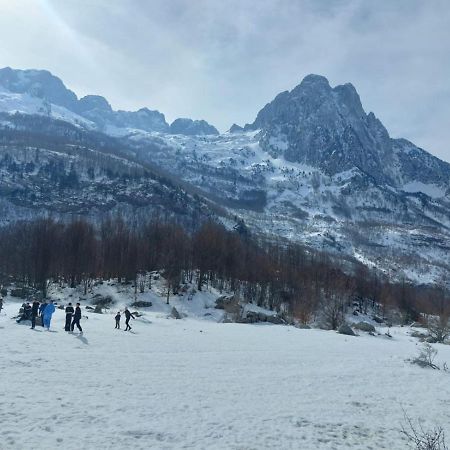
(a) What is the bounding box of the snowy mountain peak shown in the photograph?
[170,118,219,136]
[229,123,244,133]
[0,67,224,136]
[0,66,78,110]
[243,73,450,190]
[0,68,450,284]
[77,95,112,113]
[295,73,331,90]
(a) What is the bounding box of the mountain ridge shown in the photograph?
[0,67,449,284]
[0,67,218,136]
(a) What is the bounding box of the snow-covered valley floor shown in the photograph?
[1,285,450,449]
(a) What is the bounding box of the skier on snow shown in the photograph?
[115,311,121,329]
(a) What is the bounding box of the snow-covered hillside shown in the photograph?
[0,67,217,136]
[127,129,450,284]
[0,87,95,129]
[1,67,450,284]
[1,282,450,449]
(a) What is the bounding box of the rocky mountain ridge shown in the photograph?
[0,67,218,136]
[0,67,449,284]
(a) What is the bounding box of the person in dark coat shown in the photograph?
[39,302,47,327]
[124,307,135,331]
[115,311,121,329]
[25,302,32,320]
[71,303,83,333]
[17,303,32,323]
[65,303,74,332]
[30,299,40,329]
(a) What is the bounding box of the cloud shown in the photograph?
[0,0,449,161]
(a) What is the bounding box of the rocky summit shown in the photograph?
[0,68,449,283]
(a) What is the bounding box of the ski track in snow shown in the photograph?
[1,293,450,449]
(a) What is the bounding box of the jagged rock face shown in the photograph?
[75,95,114,129]
[0,67,78,110]
[229,123,244,133]
[0,68,170,133]
[0,68,450,283]
[77,95,113,113]
[245,75,405,185]
[115,108,169,133]
[77,98,169,133]
[170,118,219,135]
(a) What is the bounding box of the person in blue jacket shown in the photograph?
[39,302,47,327]
[43,300,56,330]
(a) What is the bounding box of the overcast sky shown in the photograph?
[0,0,449,161]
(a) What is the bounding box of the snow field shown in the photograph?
[1,287,450,449]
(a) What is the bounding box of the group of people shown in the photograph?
[115,307,135,331]
[14,299,136,332]
[64,303,83,333]
[16,299,56,330]
[16,299,82,332]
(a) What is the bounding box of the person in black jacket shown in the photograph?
[71,303,83,333]
[124,307,135,331]
[17,302,32,323]
[65,303,74,331]
[115,311,121,329]
[30,299,40,329]
[39,302,47,327]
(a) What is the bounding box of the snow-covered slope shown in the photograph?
[0,114,215,226]
[1,67,450,283]
[125,128,450,283]
[1,282,450,449]
[0,87,95,128]
[0,67,218,136]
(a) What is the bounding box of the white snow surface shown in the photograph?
[1,280,450,449]
[402,181,446,199]
[0,88,95,128]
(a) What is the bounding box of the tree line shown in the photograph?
[0,216,448,327]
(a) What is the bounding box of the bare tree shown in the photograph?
[411,343,439,370]
[428,314,450,344]
[402,412,448,450]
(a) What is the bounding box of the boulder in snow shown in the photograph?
[93,305,103,314]
[130,301,153,308]
[239,307,284,325]
[267,315,285,325]
[215,295,240,314]
[170,307,181,320]
[10,288,33,299]
[353,322,376,333]
[338,323,356,336]
[92,296,114,307]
